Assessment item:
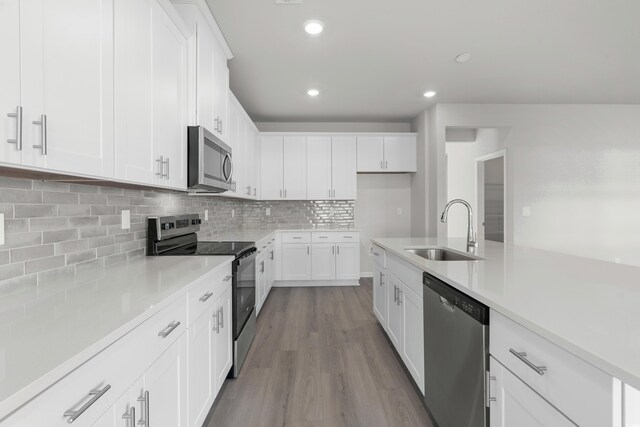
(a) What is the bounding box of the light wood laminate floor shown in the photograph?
[206,278,433,427]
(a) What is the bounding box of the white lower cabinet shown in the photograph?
[188,308,214,426]
[372,264,386,325]
[212,284,233,397]
[335,243,359,280]
[373,248,424,395]
[311,243,336,280]
[489,356,574,427]
[256,239,276,315]
[626,384,640,426]
[386,272,404,350]
[281,243,312,281]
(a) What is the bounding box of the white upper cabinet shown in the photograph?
[114,0,155,185]
[357,134,417,173]
[114,0,188,189]
[260,136,284,200]
[171,0,231,142]
[356,136,384,172]
[283,136,307,199]
[306,136,332,200]
[152,4,188,189]
[331,136,357,199]
[0,0,22,166]
[20,0,115,177]
[227,92,259,199]
[383,136,417,172]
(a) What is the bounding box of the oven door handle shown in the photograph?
[237,250,257,267]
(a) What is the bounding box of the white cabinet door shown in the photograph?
[335,243,359,281]
[114,0,155,185]
[226,99,240,195]
[625,384,640,427]
[252,129,261,198]
[244,120,254,197]
[260,136,284,200]
[283,136,307,199]
[401,284,424,395]
[256,253,266,313]
[383,136,417,172]
[194,20,215,132]
[152,8,187,189]
[21,0,114,177]
[212,284,233,395]
[386,272,403,351]
[281,243,311,281]
[213,44,228,143]
[372,265,386,326]
[490,357,574,427]
[311,243,336,280]
[144,333,188,427]
[331,136,358,200]
[0,0,22,165]
[356,136,384,172]
[306,136,332,200]
[188,308,213,427]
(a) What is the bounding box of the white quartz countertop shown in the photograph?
[0,255,233,417]
[371,237,640,390]
[210,227,359,245]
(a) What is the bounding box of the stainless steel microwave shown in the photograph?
[187,126,234,193]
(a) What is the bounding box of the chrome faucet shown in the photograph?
[440,199,478,252]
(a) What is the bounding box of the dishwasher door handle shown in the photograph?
[439,296,456,312]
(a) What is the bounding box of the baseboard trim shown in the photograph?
[274,279,359,287]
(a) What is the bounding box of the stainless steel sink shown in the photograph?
[405,248,481,261]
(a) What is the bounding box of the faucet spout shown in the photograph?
[440,199,478,252]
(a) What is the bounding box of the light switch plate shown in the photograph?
[232,209,235,218]
[266,208,271,216]
[204,209,208,221]
[121,210,130,229]
[0,213,4,246]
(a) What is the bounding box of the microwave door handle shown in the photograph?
[223,153,233,183]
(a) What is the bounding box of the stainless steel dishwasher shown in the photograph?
[423,272,489,427]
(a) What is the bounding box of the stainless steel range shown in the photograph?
[147,214,256,377]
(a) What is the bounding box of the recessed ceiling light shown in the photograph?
[304,20,324,35]
[307,89,320,96]
[423,91,436,98]
[455,52,472,63]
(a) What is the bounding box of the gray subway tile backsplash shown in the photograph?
[0,177,354,294]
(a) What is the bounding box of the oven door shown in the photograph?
[187,126,235,192]
[233,249,256,339]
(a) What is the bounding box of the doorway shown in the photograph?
[476,151,506,243]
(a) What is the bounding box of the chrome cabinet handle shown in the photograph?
[509,348,547,375]
[486,373,497,405]
[218,306,223,329]
[212,310,218,333]
[64,384,111,423]
[246,186,251,195]
[307,245,310,255]
[380,160,383,169]
[280,189,282,198]
[162,157,169,179]
[284,189,287,198]
[337,245,340,255]
[253,188,256,196]
[260,261,264,273]
[385,160,388,169]
[332,189,336,198]
[292,236,302,239]
[319,236,328,239]
[372,251,380,257]
[158,321,180,338]
[32,114,47,155]
[397,288,402,305]
[331,246,334,255]
[199,292,213,302]
[343,236,353,238]
[7,106,22,150]
[393,285,398,303]
[156,156,164,177]
[328,189,331,198]
[223,275,232,282]
[379,272,384,285]
[270,251,274,260]
[122,406,136,427]
[137,390,149,427]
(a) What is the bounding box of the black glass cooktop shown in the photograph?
[167,241,255,257]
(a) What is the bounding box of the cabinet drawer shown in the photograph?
[386,252,422,297]
[490,311,616,427]
[143,296,188,359]
[312,231,360,243]
[187,263,232,325]
[371,244,386,268]
[281,231,311,243]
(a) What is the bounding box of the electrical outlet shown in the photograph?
[232,209,235,218]
[397,208,403,216]
[615,257,621,264]
[121,210,130,229]
[522,207,531,217]
[204,209,208,221]
[266,208,271,216]
[0,213,4,246]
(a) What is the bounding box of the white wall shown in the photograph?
[433,104,640,267]
[355,174,412,275]
[255,122,411,132]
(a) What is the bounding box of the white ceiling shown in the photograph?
[206,0,640,122]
